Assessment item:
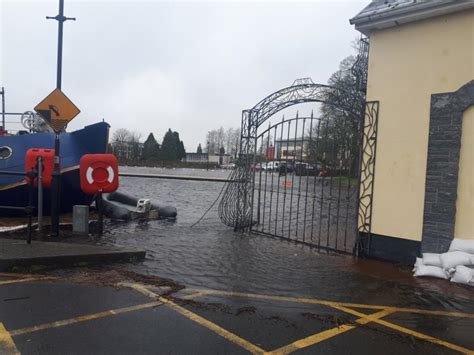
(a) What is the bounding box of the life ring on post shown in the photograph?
[80,154,119,194]
[25,148,55,188]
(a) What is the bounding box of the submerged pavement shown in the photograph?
[1,169,473,353]
[0,266,473,354]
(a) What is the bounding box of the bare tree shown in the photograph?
[216,127,225,152]
[129,131,142,161]
[111,128,132,161]
[206,130,218,154]
[207,127,240,158]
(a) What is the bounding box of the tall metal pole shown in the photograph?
[47,0,75,236]
[1,87,5,130]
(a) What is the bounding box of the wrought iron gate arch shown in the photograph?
[247,82,364,129]
[218,80,366,233]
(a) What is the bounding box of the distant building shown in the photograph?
[274,138,309,161]
[211,153,231,165]
[266,145,275,161]
[185,152,231,165]
[185,152,208,163]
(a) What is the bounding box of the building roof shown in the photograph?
[350,0,474,35]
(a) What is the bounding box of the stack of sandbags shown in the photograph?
[413,238,474,286]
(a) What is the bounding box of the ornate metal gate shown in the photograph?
[219,40,379,255]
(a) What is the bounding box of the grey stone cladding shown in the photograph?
[422,80,474,253]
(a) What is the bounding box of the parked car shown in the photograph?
[295,162,322,176]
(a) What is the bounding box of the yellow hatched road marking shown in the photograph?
[185,288,474,319]
[124,283,266,354]
[0,276,57,285]
[0,323,20,355]
[269,308,396,354]
[331,304,474,355]
[180,291,212,300]
[10,301,161,337]
[0,272,41,278]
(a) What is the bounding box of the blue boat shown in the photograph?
[0,121,110,216]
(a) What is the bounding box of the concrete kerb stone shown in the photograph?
[0,239,145,271]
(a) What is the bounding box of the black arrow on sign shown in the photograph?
[36,109,52,121]
[49,105,60,116]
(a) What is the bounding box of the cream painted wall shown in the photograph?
[455,106,474,240]
[365,10,474,241]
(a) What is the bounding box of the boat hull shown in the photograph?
[0,122,110,216]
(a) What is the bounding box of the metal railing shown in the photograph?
[0,169,37,244]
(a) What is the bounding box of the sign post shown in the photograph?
[34,89,80,236]
[34,0,76,237]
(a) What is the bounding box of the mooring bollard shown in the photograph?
[73,205,89,235]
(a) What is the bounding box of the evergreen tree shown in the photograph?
[142,133,160,161]
[178,140,186,160]
[173,131,186,160]
[197,143,202,154]
[158,129,186,161]
[160,129,178,161]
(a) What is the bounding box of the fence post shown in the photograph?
[37,157,44,232]
[96,193,103,236]
[26,168,36,244]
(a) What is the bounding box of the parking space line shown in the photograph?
[0,273,30,278]
[0,272,53,279]
[185,288,474,319]
[0,322,20,355]
[125,283,266,354]
[9,301,162,337]
[0,276,57,286]
[331,304,474,354]
[270,308,396,354]
[180,291,212,300]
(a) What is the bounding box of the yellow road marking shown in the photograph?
[185,288,474,319]
[125,283,266,354]
[10,301,161,337]
[0,276,57,285]
[0,272,58,279]
[0,272,37,278]
[331,304,474,354]
[0,323,20,355]
[180,291,212,300]
[270,308,396,354]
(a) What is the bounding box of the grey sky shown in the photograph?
[1,0,366,150]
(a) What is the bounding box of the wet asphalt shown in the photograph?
[0,167,473,353]
[0,270,472,354]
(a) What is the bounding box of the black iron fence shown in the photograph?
[249,113,360,254]
[0,169,37,243]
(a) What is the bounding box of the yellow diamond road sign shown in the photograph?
[34,89,80,133]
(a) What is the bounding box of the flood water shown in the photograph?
[101,166,473,312]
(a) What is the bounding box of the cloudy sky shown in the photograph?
[1,0,367,150]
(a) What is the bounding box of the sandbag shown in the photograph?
[422,253,442,267]
[449,238,474,254]
[440,251,474,269]
[450,265,474,285]
[414,264,449,279]
[413,257,422,272]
